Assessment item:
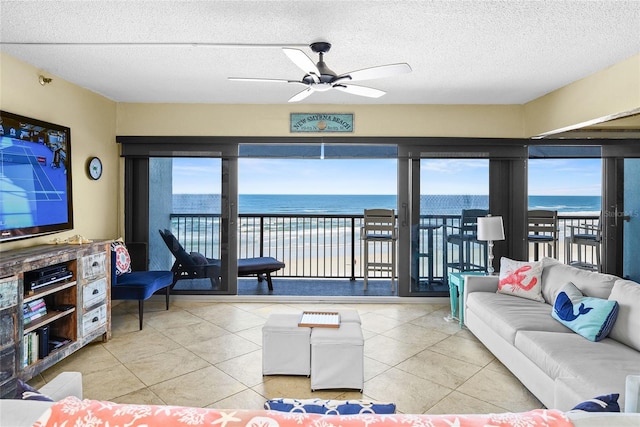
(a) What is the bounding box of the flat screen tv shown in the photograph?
[0,111,73,242]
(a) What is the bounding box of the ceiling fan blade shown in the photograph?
[333,84,386,98]
[283,47,321,80]
[337,63,412,82]
[288,87,314,103]
[228,77,305,85]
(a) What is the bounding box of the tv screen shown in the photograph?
[0,111,73,242]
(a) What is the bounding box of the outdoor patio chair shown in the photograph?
[444,209,488,278]
[565,215,602,272]
[159,229,285,290]
[361,209,397,291]
[527,209,559,260]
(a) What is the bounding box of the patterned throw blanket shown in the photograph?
[34,396,574,427]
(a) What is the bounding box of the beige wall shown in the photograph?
[524,54,640,136]
[1,50,638,252]
[116,103,525,137]
[0,53,119,252]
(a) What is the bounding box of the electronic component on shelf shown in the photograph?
[24,264,73,293]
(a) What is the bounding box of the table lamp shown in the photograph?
[477,215,505,275]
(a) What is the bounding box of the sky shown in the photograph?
[171,157,602,196]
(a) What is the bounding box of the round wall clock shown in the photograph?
[88,157,103,180]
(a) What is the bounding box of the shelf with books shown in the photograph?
[23,307,75,335]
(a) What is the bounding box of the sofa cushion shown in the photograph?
[552,282,619,342]
[466,292,572,345]
[608,279,640,352]
[0,399,55,426]
[112,271,173,300]
[498,257,544,302]
[540,258,617,303]
[515,330,640,409]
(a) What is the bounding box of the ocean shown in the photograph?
[172,194,601,215]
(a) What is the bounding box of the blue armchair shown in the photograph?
[110,242,173,330]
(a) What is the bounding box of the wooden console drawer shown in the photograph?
[0,278,18,311]
[83,278,107,309]
[82,305,107,336]
[0,347,16,383]
[0,311,15,347]
[81,253,107,281]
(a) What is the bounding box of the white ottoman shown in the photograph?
[310,323,364,391]
[262,313,311,376]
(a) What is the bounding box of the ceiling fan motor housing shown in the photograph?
[304,42,337,85]
[310,42,332,54]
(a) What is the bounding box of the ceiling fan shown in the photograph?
[229,42,412,102]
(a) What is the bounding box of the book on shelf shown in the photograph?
[23,307,48,325]
[38,325,50,359]
[23,298,48,325]
[22,331,40,367]
[27,298,46,310]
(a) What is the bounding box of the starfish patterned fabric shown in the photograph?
[264,398,396,414]
[33,397,574,427]
[498,257,545,302]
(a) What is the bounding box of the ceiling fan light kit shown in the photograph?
[229,41,411,102]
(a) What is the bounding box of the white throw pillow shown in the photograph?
[497,257,544,302]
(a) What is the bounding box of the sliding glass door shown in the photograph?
[405,158,489,296]
[238,143,397,295]
[623,159,640,281]
[148,157,234,293]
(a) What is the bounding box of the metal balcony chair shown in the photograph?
[361,209,397,291]
[528,209,559,260]
[444,209,488,278]
[565,216,602,272]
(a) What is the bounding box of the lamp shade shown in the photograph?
[477,216,505,241]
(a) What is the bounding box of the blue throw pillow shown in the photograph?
[552,282,619,342]
[571,394,620,412]
[14,379,53,401]
[264,398,396,414]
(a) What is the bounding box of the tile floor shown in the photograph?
[32,298,543,414]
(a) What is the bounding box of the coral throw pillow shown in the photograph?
[34,397,573,427]
[498,257,544,302]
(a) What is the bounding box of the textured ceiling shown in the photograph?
[1,0,639,105]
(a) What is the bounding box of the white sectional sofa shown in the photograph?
[2,372,640,426]
[464,257,640,412]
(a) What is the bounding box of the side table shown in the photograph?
[447,271,485,327]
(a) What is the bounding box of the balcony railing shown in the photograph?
[170,213,600,280]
